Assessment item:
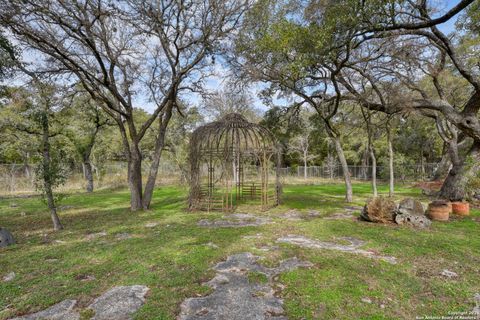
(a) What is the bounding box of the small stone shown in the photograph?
[145,222,158,228]
[20,212,26,217]
[473,293,480,316]
[440,269,458,278]
[3,272,15,282]
[116,232,131,240]
[361,297,372,304]
[380,304,385,309]
[205,242,219,249]
[0,228,15,247]
[85,231,107,241]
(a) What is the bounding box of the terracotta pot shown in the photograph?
[452,201,470,216]
[427,200,451,221]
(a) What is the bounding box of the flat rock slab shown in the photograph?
[278,210,303,220]
[9,286,149,320]
[178,253,312,320]
[324,213,355,220]
[84,231,107,241]
[88,285,149,320]
[277,235,397,264]
[198,213,271,228]
[277,210,321,221]
[10,299,79,320]
[344,206,363,212]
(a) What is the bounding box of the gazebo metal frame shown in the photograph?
[188,113,281,212]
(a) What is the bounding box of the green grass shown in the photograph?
[1,183,479,319]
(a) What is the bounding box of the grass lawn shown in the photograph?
[1,182,479,319]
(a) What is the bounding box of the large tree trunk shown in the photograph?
[83,160,94,193]
[128,145,144,211]
[369,147,378,197]
[333,135,353,202]
[142,106,173,209]
[41,112,63,231]
[439,140,480,200]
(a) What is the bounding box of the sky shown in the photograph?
[5,0,465,116]
[179,0,463,116]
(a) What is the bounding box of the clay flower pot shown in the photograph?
[452,201,470,216]
[427,200,451,221]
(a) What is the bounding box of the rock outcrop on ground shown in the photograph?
[9,285,149,320]
[178,253,312,320]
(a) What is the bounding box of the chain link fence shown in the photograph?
[0,162,183,197]
[0,162,438,197]
[278,163,438,182]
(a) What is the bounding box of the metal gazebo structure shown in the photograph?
[188,113,281,212]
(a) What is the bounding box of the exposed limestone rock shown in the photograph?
[324,213,355,220]
[88,285,149,320]
[145,222,159,228]
[84,231,107,241]
[178,253,312,320]
[10,300,79,320]
[198,213,270,228]
[395,213,431,228]
[115,232,131,240]
[277,235,397,264]
[360,197,396,223]
[9,286,149,320]
[397,198,425,216]
[278,209,302,220]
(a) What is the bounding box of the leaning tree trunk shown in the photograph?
[40,112,63,231]
[142,105,173,210]
[433,143,452,181]
[369,147,378,197]
[333,135,353,202]
[439,140,480,201]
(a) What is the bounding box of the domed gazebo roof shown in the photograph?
[190,113,277,159]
